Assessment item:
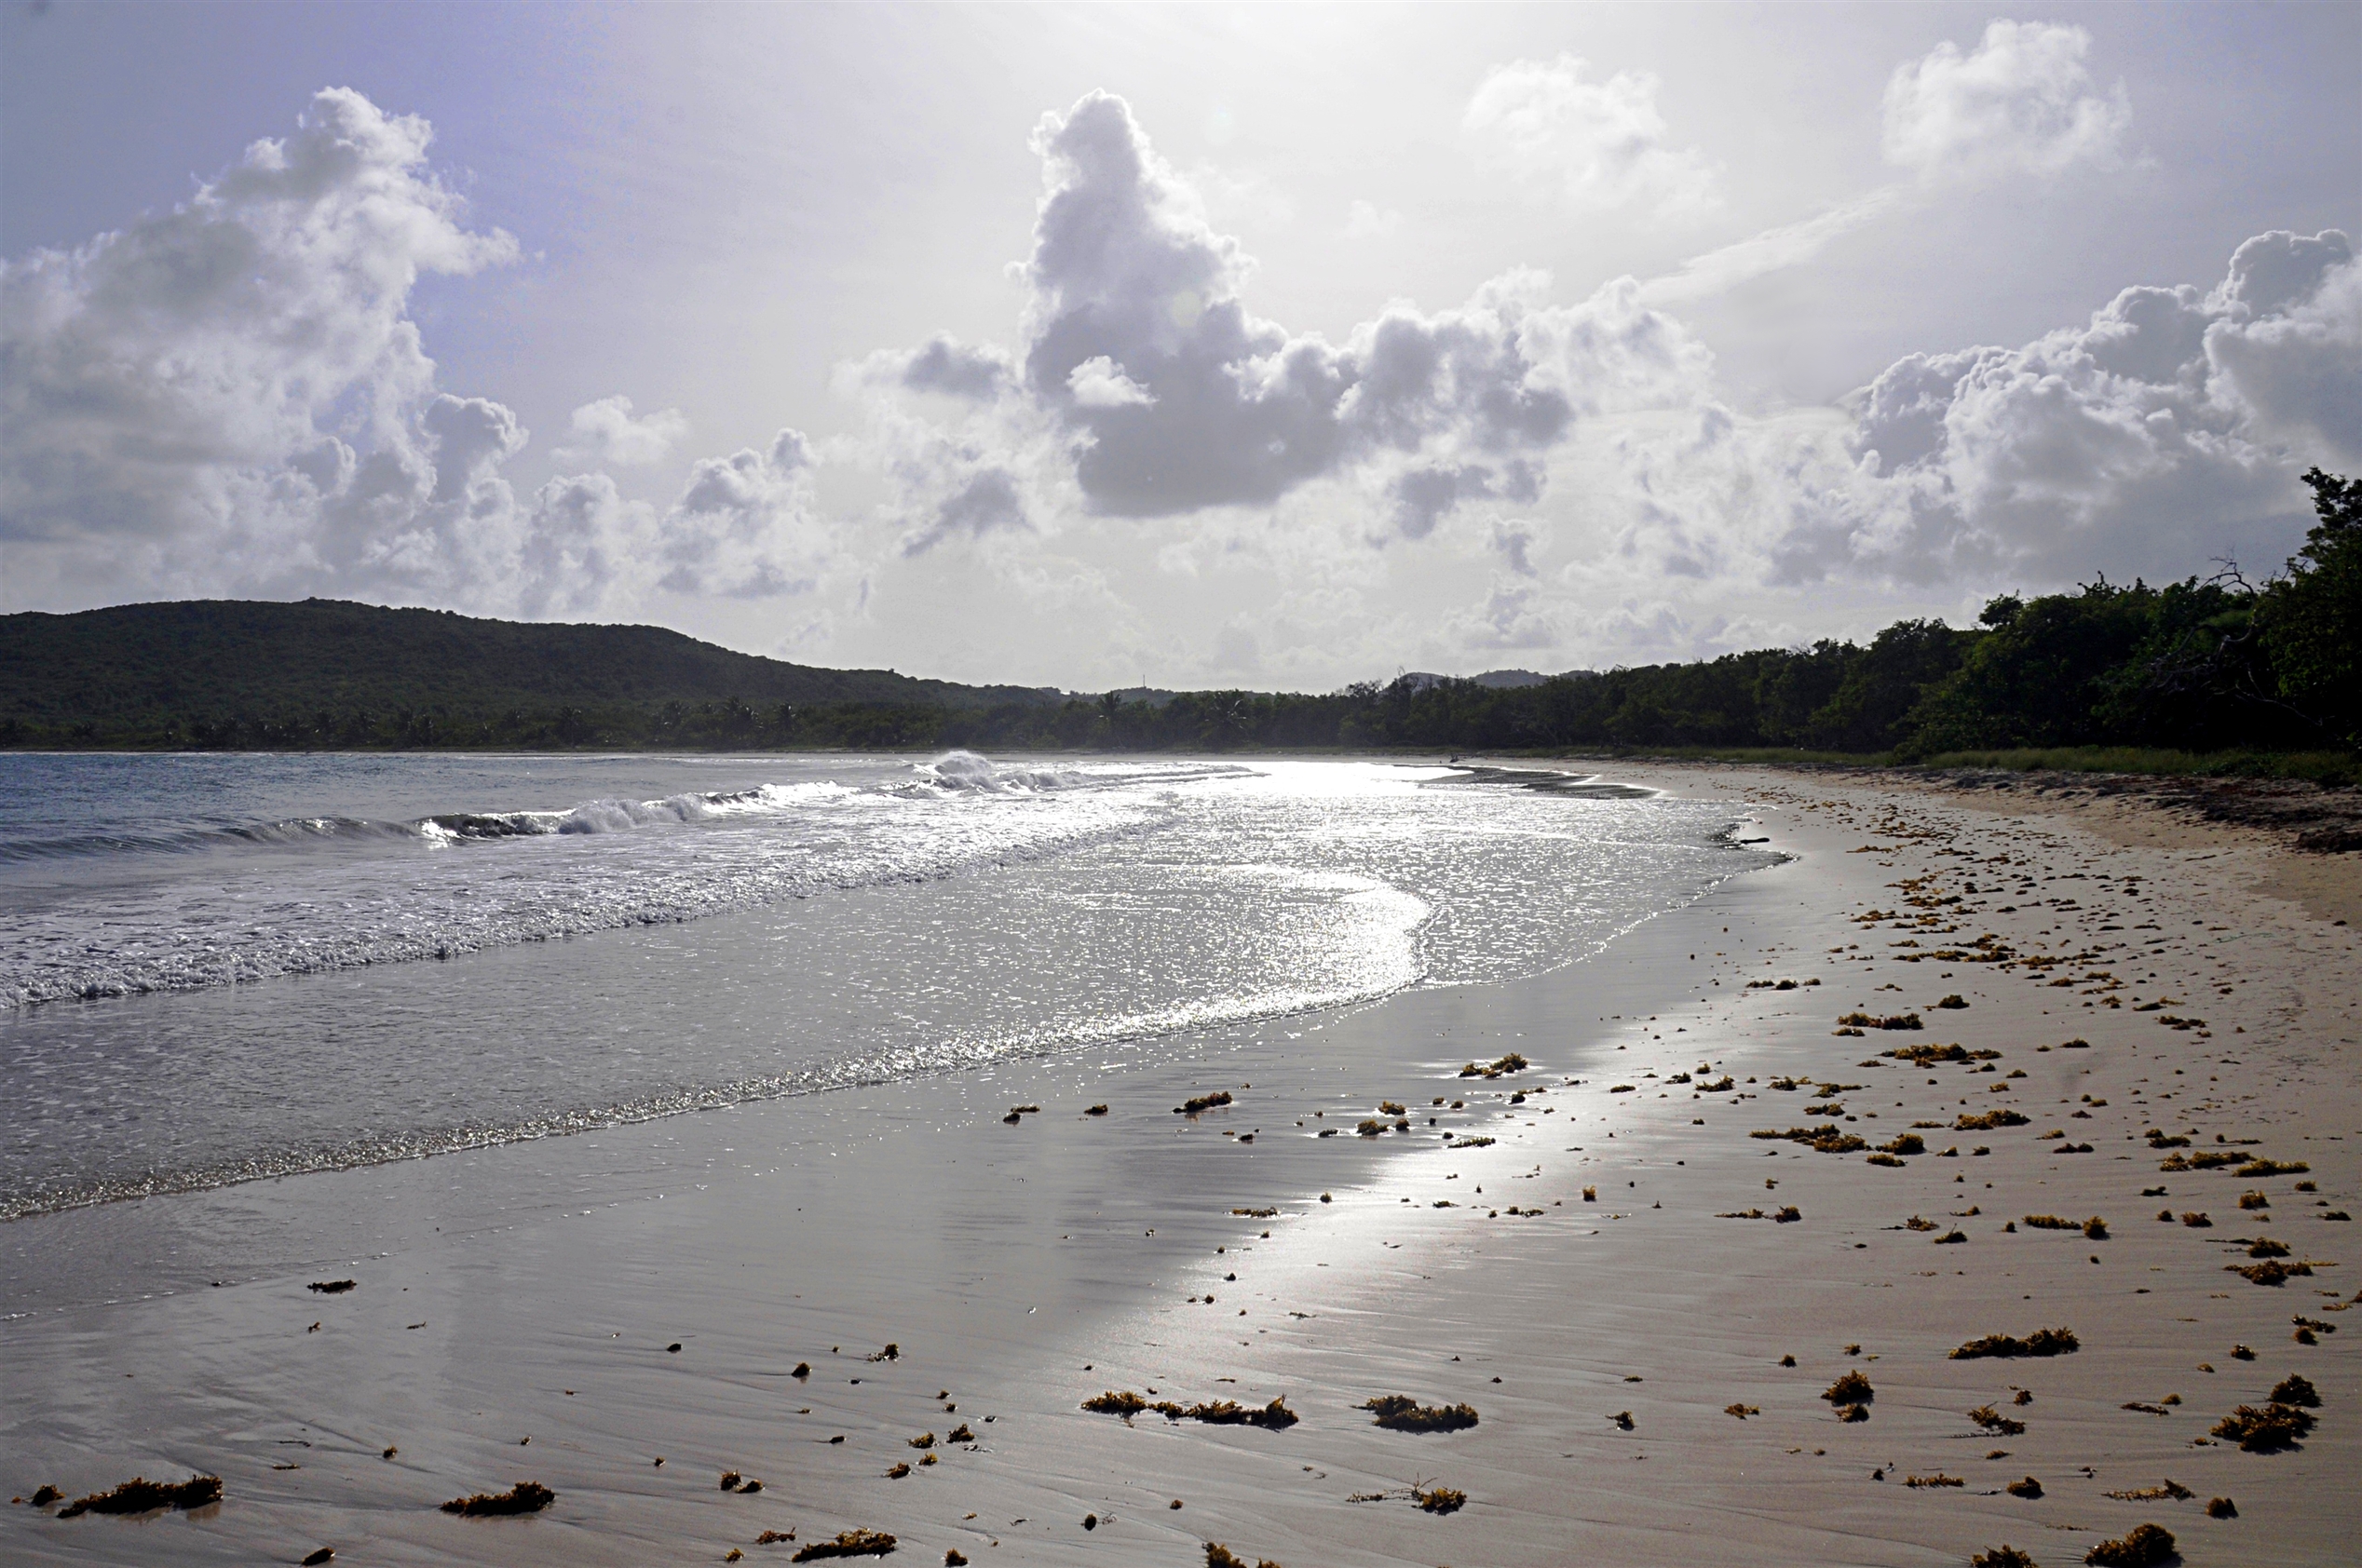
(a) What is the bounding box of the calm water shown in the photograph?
[0,751,1754,1218]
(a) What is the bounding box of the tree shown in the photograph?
[2258,468,2362,746]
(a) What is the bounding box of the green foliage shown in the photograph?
[0,598,1057,748]
[4,476,2355,764]
[2256,467,2362,745]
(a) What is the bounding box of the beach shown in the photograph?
[4,761,2356,1566]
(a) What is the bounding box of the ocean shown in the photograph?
[0,751,1755,1224]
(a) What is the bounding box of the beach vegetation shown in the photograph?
[438,1480,553,1517]
[2211,1400,2315,1451]
[54,1475,222,1518]
[1202,1546,1282,1568]
[1361,1395,1479,1432]
[1821,1372,1873,1407]
[1948,1328,2080,1360]
[791,1528,897,1561]
[15,475,2358,773]
[2084,1522,2176,1566]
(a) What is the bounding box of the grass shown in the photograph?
[54,1475,222,1518]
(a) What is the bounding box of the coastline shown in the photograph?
[4,764,2356,1565]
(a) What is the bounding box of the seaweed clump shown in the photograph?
[1413,1484,1466,1514]
[2227,1260,2313,1286]
[1955,1109,2030,1130]
[1948,1327,2080,1360]
[791,1529,897,1561]
[439,1481,554,1517]
[1201,1546,1281,1568]
[1175,1092,1234,1115]
[55,1475,222,1518]
[1459,1053,1527,1078]
[2211,1401,2316,1452]
[2084,1522,2174,1566]
[1360,1395,1479,1432]
[1968,1404,2027,1436]
[2004,1476,2043,1499]
[2269,1373,2319,1406]
[1822,1372,1873,1410]
[1082,1391,1297,1429]
[1748,1125,1867,1154]
[1971,1549,2036,1568]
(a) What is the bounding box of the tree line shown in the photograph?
[5,469,2354,764]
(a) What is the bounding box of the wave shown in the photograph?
[903,749,1091,794]
[0,782,856,865]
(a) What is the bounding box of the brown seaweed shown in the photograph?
[438,1481,553,1518]
[791,1529,897,1561]
[56,1475,222,1518]
[1948,1327,2079,1360]
[2084,1522,2174,1566]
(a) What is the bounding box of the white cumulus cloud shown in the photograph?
[1462,54,1721,217]
[554,395,690,466]
[1883,20,2132,182]
[0,88,523,604]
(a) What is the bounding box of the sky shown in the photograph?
[3,2,2355,693]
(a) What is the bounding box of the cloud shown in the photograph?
[1066,355,1156,408]
[1642,23,2131,308]
[1343,199,1403,240]
[1638,187,1909,305]
[655,429,835,597]
[1882,20,2131,182]
[896,334,1015,400]
[861,91,1713,550]
[1761,228,2358,585]
[0,87,844,622]
[553,395,689,466]
[0,88,523,602]
[1462,54,1720,217]
[902,466,1031,556]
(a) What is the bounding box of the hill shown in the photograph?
[0,599,1060,745]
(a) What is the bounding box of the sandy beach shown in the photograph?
[5,763,2356,1567]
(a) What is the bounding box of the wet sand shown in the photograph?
[4,764,2355,1565]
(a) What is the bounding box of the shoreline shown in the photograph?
[4,765,2356,1564]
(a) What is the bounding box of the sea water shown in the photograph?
[0,752,1750,1222]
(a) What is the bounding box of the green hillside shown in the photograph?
[0,599,1058,745]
